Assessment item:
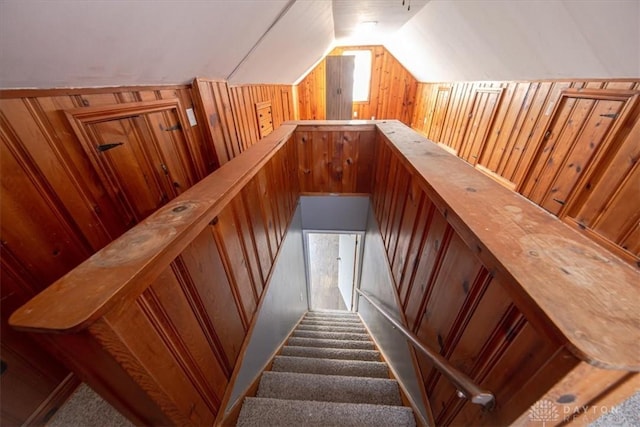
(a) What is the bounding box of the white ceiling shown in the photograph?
[386,0,640,82]
[0,0,638,89]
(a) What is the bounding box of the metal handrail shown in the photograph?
[355,288,495,409]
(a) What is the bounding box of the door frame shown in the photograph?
[302,230,365,312]
[65,99,198,224]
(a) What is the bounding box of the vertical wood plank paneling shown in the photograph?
[410,79,640,265]
[371,133,577,426]
[227,84,295,151]
[296,46,418,124]
[295,126,377,194]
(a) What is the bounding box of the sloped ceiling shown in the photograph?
[385,0,640,82]
[0,0,638,89]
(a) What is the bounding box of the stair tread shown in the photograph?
[307,310,358,316]
[296,324,366,333]
[237,397,416,427]
[300,319,364,327]
[292,330,371,341]
[258,371,402,406]
[287,337,375,350]
[280,346,381,361]
[272,355,389,378]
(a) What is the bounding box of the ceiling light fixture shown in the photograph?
[357,21,378,32]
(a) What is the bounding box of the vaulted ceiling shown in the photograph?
[0,0,637,89]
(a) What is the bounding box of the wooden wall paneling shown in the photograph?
[0,121,96,284]
[564,116,640,261]
[212,206,258,329]
[384,163,411,262]
[0,253,79,426]
[410,80,640,264]
[226,85,296,153]
[241,176,276,279]
[372,122,639,426]
[191,78,238,167]
[294,126,377,194]
[396,195,430,306]
[176,228,245,375]
[0,99,121,252]
[458,87,503,164]
[521,89,638,216]
[255,166,282,252]
[297,46,417,124]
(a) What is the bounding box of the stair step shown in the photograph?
[237,397,416,427]
[280,345,381,361]
[296,323,366,333]
[306,311,359,319]
[257,371,403,406]
[272,355,389,378]
[287,337,375,350]
[299,319,364,328]
[292,330,371,341]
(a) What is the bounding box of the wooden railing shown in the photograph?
[10,121,639,426]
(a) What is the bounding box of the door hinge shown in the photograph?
[161,123,182,131]
[600,113,619,119]
[96,142,124,152]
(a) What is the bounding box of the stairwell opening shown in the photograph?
[304,231,363,312]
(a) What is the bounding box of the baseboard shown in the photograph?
[25,373,81,426]
[214,311,307,427]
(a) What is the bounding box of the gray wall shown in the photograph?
[225,206,308,411]
[301,195,369,231]
[358,208,430,424]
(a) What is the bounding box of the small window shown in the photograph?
[343,50,372,102]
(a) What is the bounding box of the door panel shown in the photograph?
[338,234,357,310]
[522,89,637,217]
[326,56,354,120]
[89,118,169,224]
[459,88,502,164]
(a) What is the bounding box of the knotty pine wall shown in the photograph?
[192,79,296,165]
[411,80,640,265]
[296,46,418,124]
[0,80,295,425]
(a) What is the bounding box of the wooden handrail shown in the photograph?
[356,288,495,408]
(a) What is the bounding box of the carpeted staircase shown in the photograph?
[236,311,416,426]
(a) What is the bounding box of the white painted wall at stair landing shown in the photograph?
[358,208,430,425]
[225,206,308,411]
[386,0,640,82]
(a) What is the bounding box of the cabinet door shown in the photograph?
[326,56,354,120]
[521,89,637,217]
[459,87,503,165]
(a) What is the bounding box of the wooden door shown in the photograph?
[326,56,354,120]
[521,89,638,217]
[427,86,451,142]
[459,87,503,164]
[88,117,176,225]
